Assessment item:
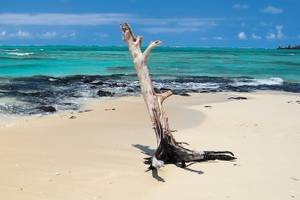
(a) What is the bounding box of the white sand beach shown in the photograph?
[0,92,300,200]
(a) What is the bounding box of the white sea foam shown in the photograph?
[154,81,220,90]
[232,77,284,87]
[7,52,34,56]
[48,78,57,82]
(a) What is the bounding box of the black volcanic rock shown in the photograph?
[228,96,248,100]
[160,87,171,92]
[179,93,190,96]
[89,80,104,85]
[97,90,114,97]
[37,106,56,113]
[126,88,135,93]
[154,87,160,93]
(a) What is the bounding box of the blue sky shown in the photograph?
[0,0,299,47]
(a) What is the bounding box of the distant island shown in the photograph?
[277,45,300,50]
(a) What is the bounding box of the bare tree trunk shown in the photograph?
[120,22,235,169]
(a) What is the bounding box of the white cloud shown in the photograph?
[233,4,249,9]
[96,33,109,38]
[0,31,6,37]
[142,27,199,34]
[0,13,222,35]
[199,36,224,41]
[262,6,283,14]
[266,33,276,40]
[131,17,222,28]
[213,36,223,40]
[12,30,32,38]
[266,25,284,40]
[276,25,284,39]
[259,21,272,27]
[0,13,128,26]
[0,30,32,39]
[142,18,220,33]
[62,32,76,39]
[0,30,27,39]
[40,31,57,39]
[0,13,222,29]
[238,32,247,40]
[0,30,78,40]
[251,33,262,39]
[176,19,217,27]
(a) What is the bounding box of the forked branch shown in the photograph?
[143,40,162,63]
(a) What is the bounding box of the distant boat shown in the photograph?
[277,45,300,50]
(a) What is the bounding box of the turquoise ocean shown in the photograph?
[1,46,300,116]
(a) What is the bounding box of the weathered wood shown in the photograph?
[120,22,235,169]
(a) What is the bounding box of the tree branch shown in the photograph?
[120,22,136,43]
[136,36,143,47]
[158,90,173,104]
[143,40,162,64]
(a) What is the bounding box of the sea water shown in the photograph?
[1,46,300,115]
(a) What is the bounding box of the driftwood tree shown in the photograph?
[120,22,235,169]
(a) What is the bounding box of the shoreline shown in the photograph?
[1,91,300,199]
[1,74,300,117]
[1,90,299,131]
[1,90,298,125]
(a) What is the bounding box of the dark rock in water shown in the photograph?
[97,90,114,97]
[160,87,171,92]
[89,80,104,85]
[63,102,73,106]
[37,106,56,113]
[209,89,220,93]
[179,93,190,96]
[126,88,135,93]
[170,89,190,96]
[83,78,94,84]
[228,96,248,100]
[169,90,180,95]
[200,90,210,93]
[2,74,300,117]
[107,82,127,87]
[108,82,118,87]
[154,87,160,93]
[117,83,127,87]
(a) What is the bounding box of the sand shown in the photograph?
[0,92,299,200]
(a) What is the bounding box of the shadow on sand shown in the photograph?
[132,144,204,182]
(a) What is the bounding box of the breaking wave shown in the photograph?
[231,77,284,87]
[6,52,34,56]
